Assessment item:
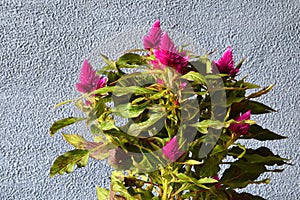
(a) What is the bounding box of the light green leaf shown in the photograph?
[49,117,86,136]
[179,159,203,165]
[112,102,149,118]
[100,121,120,131]
[182,71,207,85]
[127,112,165,136]
[62,134,112,160]
[191,120,225,133]
[242,82,261,89]
[52,99,74,109]
[226,96,244,107]
[96,186,109,200]
[247,84,274,98]
[50,150,89,177]
[197,177,218,184]
[117,53,146,67]
[99,53,117,70]
[176,173,210,189]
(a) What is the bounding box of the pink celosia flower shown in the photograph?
[162,136,184,162]
[143,21,189,74]
[76,59,107,93]
[157,78,164,85]
[153,33,189,73]
[213,175,222,189]
[212,46,239,77]
[229,110,251,135]
[143,20,163,50]
[96,76,108,89]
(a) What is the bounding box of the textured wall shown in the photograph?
[0,0,299,199]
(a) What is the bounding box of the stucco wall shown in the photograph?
[0,0,299,199]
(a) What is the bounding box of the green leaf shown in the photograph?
[112,102,149,118]
[226,96,244,107]
[197,177,218,184]
[179,159,203,165]
[49,117,86,136]
[231,191,266,200]
[242,82,261,89]
[221,160,267,188]
[176,173,212,189]
[100,121,120,131]
[110,171,136,200]
[99,53,116,70]
[247,84,274,98]
[243,147,288,166]
[52,99,74,109]
[50,150,89,177]
[235,57,246,69]
[229,146,287,166]
[96,186,109,200]
[127,112,165,136]
[62,134,111,160]
[191,120,226,133]
[236,100,276,114]
[182,71,207,85]
[112,86,155,97]
[241,124,287,141]
[117,53,146,67]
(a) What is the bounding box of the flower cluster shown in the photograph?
[49,20,288,200]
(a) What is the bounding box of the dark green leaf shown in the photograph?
[231,191,266,200]
[240,100,276,114]
[243,147,288,166]
[221,160,267,188]
[49,117,86,136]
[241,124,287,141]
[50,150,89,177]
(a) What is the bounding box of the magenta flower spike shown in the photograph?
[153,33,189,73]
[143,20,163,50]
[162,136,184,162]
[96,76,108,89]
[229,110,251,135]
[159,32,177,53]
[213,175,222,189]
[212,46,239,77]
[76,59,101,93]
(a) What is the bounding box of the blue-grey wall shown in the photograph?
[0,0,299,199]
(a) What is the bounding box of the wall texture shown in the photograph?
[0,0,299,199]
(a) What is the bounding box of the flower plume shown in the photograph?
[143,20,163,50]
[162,136,184,162]
[229,110,251,135]
[76,59,106,93]
[212,46,239,77]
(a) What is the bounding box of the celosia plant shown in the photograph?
[50,20,289,200]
